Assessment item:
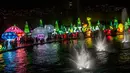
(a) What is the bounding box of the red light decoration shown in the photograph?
[5,25,25,41]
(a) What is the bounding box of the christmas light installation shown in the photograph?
[87,17,91,28]
[44,24,54,33]
[1,32,17,49]
[55,20,59,33]
[5,24,25,41]
[31,27,48,42]
[117,23,124,33]
[39,19,43,27]
[77,18,82,32]
[24,21,30,34]
[114,17,118,28]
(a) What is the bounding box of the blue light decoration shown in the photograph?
[1,32,17,41]
[1,32,17,49]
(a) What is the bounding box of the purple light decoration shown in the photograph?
[32,27,48,41]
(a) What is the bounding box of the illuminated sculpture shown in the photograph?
[87,17,91,28]
[77,18,81,27]
[39,19,43,27]
[117,23,124,33]
[44,24,54,33]
[24,21,30,34]
[77,18,82,32]
[1,32,17,49]
[5,25,25,41]
[55,21,59,33]
[114,17,118,28]
[82,24,87,32]
[31,27,48,42]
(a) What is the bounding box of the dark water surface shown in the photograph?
[0,35,130,73]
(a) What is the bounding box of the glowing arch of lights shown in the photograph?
[5,25,25,41]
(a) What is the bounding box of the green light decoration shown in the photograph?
[110,21,113,27]
[73,24,77,32]
[124,22,129,31]
[14,24,16,26]
[114,17,118,28]
[60,25,65,34]
[97,20,100,26]
[77,18,81,26]
[39,19,43,27]
[55,21,60,34]
[24,21,30,34]
[87,17,92,28]
[127,18,130,26]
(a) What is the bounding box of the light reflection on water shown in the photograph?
[33,43,59,65]
[0,43,28,73]
[0,35,130,72]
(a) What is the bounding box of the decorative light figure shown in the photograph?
[55,21,59,33]
[5,25,25,41]
[1,32,17,49]
[31,27,48,42]
[87,17,91,28]
[24,21,30,34]
[39,19,43,27]
[114,17,118,28]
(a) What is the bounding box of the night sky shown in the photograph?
[0,0,129,9]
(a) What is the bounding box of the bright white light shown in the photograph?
[122,31,130,43]
[69,44,93,70]
[94,31,108,52]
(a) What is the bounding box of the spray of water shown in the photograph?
[121,8,128,24]
[121,8,130,43]
[94,31,108,52]
[69,43,94,70]
[122,31,130,43]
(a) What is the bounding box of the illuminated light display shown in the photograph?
[1,32,17,41]
[24,21,30,34]
[107,36,113,41]
[5,25,25,41]
[117,23,124,33]
[44,24,54,33]
[82,24,88,32]
[114,17,118,28]
[55,21,59,33]
[31,27,48,41]
[1,32,17,49]
[39,19,43,27]
[86,30,92,37]
[0,44,2,50]
[77,18,81,26]
[87,17,91,28]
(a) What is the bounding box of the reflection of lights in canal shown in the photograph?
[85,38,93,48]
[116,35,124,42]
[119,50,130,63]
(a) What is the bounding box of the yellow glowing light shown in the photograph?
[117,35,124,41]
[110,26,113,29]
[0,44,2,50]
[118,23,124,32]
[87,17,91,21]
[82,24,88,32]
[86,30,91,37]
